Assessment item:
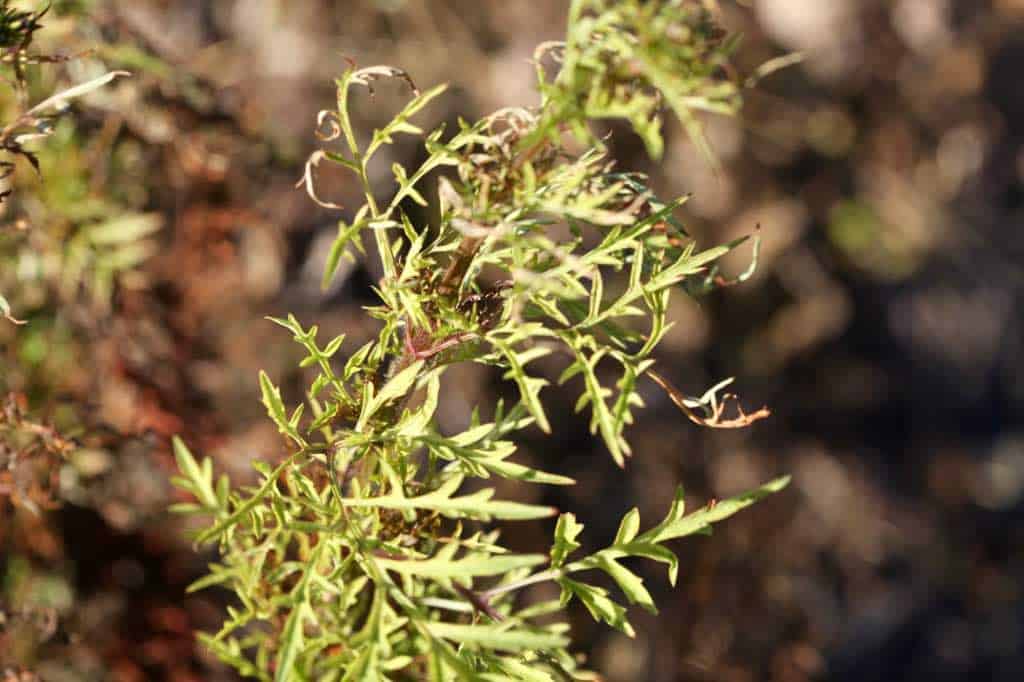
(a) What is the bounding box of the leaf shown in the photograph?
[296,150,344,209]
[259,371,305,446]
[172,436,218,509]
[259,371,287,423]
[558,578,634,638]
[340,474,556,521]
[26,70,131,116]
[551,513,583,568]
[645,237,749,294]
[613,508,640,545]
[640,476,791,545]
[647,369,771,429]
[186,565,237,594]
[745,52,805,88]
[322,210,370,290]
[483,458,574,486]
[616,541,680,587]
[595,555,655,614]
[492,342,552,434]
[567,342,629,467]
[194,452,300,545]
[420,431,574,486]
[376,552,546,580]
[486,659,559,682]
[275,602,312,682]
[424,622,569,653]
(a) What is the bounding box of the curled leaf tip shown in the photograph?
[296,150,343,210]
[647,370,771,429]
[351,65,420,97]
[314,110,342,141]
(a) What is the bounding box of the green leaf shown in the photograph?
[551,513,583,568]
[341,645,379,681]
[567,341,629,466]
[357,359,425,430]
[275,602,312,682]
[490,337,553,434]
[172,436,218,509]
[323,209,370,290]
[595,555,655,614]
[340,474,556,521]
[186,564,236,593]
[259,370,305,446]
[424,622,569,653]
[485,659,559,682]
[613,508,640,545]
[419,431,574,486]
[617,541,680,587]
[645,237,749,294]
[641,476,790,545]
[558,578,634,638]
[376,552,546,580]
[194,451,301,545]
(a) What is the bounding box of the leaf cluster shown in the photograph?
[174,1,788,679]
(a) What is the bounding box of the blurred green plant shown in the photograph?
[0,1,149,327]
[0,3,146,667]
[174,1,786,678]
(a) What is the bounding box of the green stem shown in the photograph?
[482,568,563,600]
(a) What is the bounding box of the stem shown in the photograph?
[482,568,563,600]
[480,553,611,601]
[356,159,397,281]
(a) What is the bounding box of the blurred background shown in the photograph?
[1,0,1023,680]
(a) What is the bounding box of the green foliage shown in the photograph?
[173,1,788,678]
[0,1,46,52]
[0,1,141,326]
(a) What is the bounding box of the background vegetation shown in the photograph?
[2,1,1023,681]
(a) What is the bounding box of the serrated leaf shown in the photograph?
[551,513,583,568]
[357,359,425,430]
[172,436,217,509]
[645,236,749,294]
[259,370,304,446]
[420,432,573,486]
[559,578,634,637]
[491,337,553,433]
[595,555,655,614]
[641,476,790,544]
[618,541,680,586]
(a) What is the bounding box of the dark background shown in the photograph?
[2,1,1023,680]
